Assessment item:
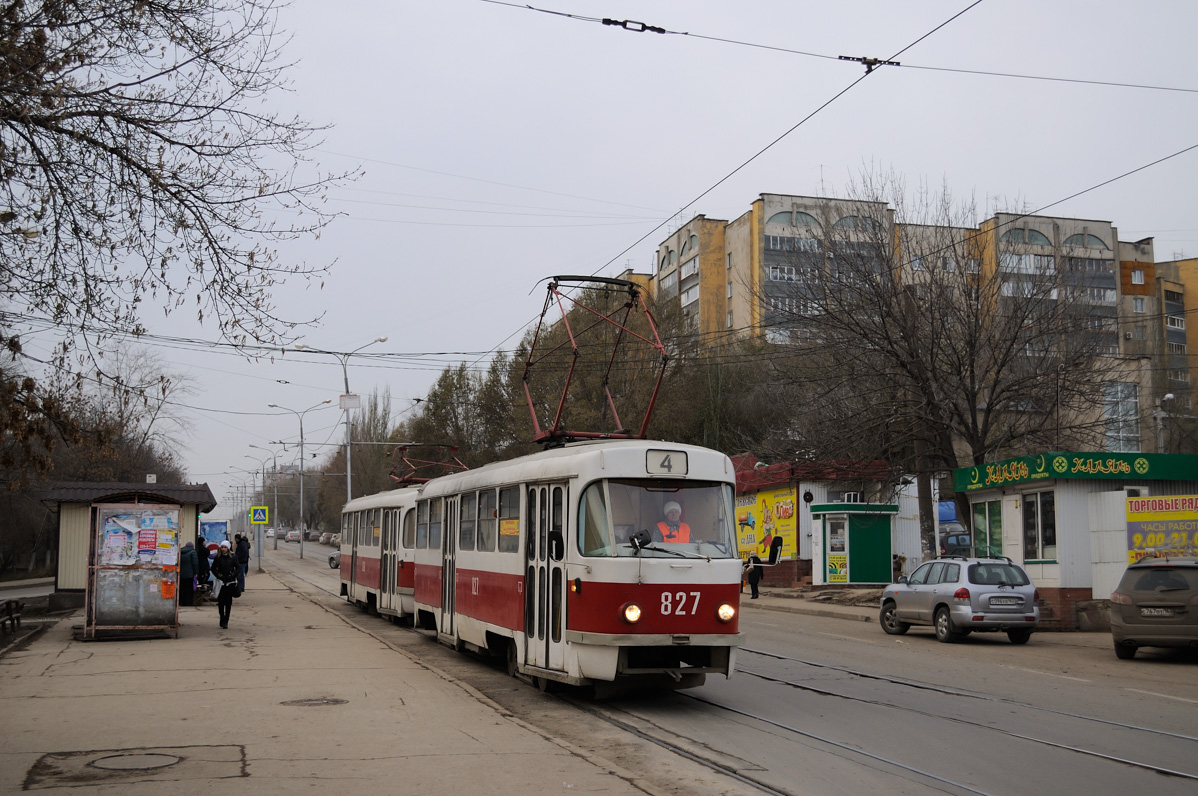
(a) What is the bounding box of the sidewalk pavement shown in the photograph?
[741,589,879,623]
[0,572,655,794]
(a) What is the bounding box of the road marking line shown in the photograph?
[1124,688,1198,704]
[1009,667,1089,682]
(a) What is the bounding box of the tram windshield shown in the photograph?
[578,479,737,558]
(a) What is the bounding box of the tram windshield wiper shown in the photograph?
[626,529,711,560]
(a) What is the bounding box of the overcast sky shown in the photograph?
[16,1,1198,518]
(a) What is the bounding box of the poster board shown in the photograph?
[86,503,181,637]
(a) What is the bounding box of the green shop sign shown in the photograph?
[954,452,1198,493]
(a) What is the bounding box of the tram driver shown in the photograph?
[656,501,691,543]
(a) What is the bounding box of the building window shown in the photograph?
[1000,228,1052,246]
[1063,233,1110,250]
[999,252,1055,275]
[726,281,732,299]
[1166,315,1186,330]
[726,311,733,328]
[659,271,678,297]
[726,252,732,270]
[1022,490,1057,561]
[1131,269,1144,285]
[680,285,698,306]
[1134,325,1146,340]
[1103,382,1140,452]
[1167,342,1187,354]
[1133,297,1145,313]
[769,264,797,282]
[1169,370,1191,384]
[681,258,699,279]
[1165,289,1183,303]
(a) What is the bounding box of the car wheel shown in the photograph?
[934,607,961,643]
[1113,643,1137,660]
[1007,629,1032,644]
[328,556,338,569]
[879,601,910,635]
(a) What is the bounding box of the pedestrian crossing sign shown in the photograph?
[251,506,269,524]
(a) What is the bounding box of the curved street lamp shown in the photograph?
[293,337,388,504]
[268,399,332,559]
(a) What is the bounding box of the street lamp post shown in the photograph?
[250,444,282,552]
[268,399,332,560]
[244,453,272,572]
[294,338,387,504]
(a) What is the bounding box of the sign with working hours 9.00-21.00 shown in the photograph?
[1126,495,1198,563]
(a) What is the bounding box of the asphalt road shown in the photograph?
[262,544,1198,796]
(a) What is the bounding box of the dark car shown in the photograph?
[1110,556,1198,659]
[938,522,970,556]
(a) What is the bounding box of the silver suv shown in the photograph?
[880,556,1041,643]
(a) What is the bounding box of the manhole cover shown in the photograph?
[90,753,181,771]
[280,697,348,707]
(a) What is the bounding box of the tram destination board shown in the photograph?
[646,450,687,476]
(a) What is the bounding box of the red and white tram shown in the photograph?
[339,487,420,619]
[341,438,743,690]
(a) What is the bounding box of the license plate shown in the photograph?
[990,597,1020,606]
[1140,607,1174,617]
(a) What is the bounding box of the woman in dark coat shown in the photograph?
[745,553,764,599]
[211,541,239,629]
[178,542,198,606]
[195,540,211,594]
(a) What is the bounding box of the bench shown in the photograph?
[0,599,22,634]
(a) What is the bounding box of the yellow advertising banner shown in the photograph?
[827,555,848,583]
[1125,495,1198,563]
[736,487,797,560]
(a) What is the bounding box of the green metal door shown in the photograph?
[847,514,892,583]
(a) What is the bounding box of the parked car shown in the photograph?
[264,528,275,539]
[1109,555,1198,660]
[285,530,301,543]
[880,555,1040,643]
[331,533,340,546]
[306,529,322,541]
[328,550,340,569]
[939,524,971,556]
[319,532,333,545]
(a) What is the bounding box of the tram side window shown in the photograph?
[402,507,415,549]
[416,501,429,549]
[578,482,609,555]
[369,509,380,548]
[498,486,520,553]
[459,492,477,551]
[355,512,364,547]
[429,498,443,549]
[477,489,497,552]
[382,510,391,550]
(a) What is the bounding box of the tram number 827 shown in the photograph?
[661,591,702,615]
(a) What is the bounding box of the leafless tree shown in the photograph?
[757,177,1124,548]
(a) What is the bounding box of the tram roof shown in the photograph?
[415,439,734,497]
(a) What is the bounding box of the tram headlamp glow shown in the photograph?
[621,602,642,624]
[716,603,736,623]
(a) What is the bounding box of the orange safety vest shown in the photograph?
[656,521,691,543]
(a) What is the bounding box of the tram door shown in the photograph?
[440,496,459,636]
[348,512,361,603]
[524,483,567,672]
[379,509,397,614]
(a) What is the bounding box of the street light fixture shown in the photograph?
[268,399,332,559]
[293,337,388,504]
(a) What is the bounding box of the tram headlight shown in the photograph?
[716,603,737,623]
[621,602,642,624]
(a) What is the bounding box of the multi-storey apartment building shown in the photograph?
[651,193,1194,453]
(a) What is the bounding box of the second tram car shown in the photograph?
[340,439,743,690]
